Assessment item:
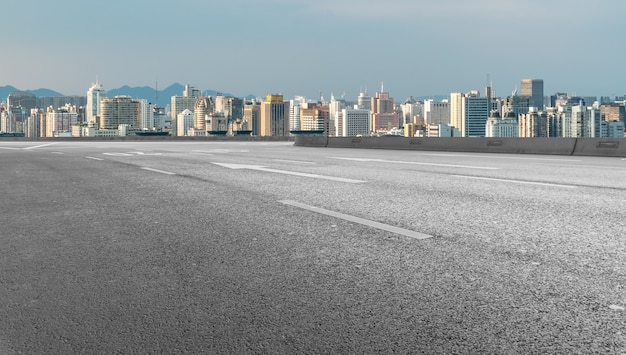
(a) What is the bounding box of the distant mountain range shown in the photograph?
[0,83,244,108]
[1,84,446,106]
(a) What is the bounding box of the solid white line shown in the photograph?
[279,200,433,240]
[85,156,104,161]
[452,175,577,188]
[273,159,316,164]
[0,147,21,150]
[23,143,59,150]
[331,157,498,170]
[258,167,366,183]
[140,167,176,175]
[50,152,64,155]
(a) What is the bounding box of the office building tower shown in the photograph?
[340,108,370,137]
[599,103,625,122]
[260,94,289,136]
[449,92,464,132]
[424,99,450,125]
[519,110,549,137]
[400,97,422,126]
[171,84,199,136]
[371,85,398,132]
[485,111,518,138]
[137,99,153,130]
[26,108,43,138]
[99,96,141,129]
[86,81,106,124]
[299,103,330,134]
[357,90,371,111]
[462,91,489,137]
[45,104,79,137]
[243,101,261,136]
[176,109,194,136]
[520,79,544,110]
[289,96,307,131]
[194,96,215,131]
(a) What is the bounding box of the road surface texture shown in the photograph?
[1,141,625,354]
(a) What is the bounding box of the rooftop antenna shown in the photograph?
[381,81,384,93]
[155,80,159,106]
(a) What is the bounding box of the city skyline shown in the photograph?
[2,0,625,100]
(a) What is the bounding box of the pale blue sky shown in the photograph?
[2,0,625,101]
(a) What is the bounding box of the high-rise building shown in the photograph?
[340,108,370,137]
[599,103,625,122]
[451,91,489,137]
[371,85,398,133]
[400,97,422,126]
[171,84,199,136]
[177,109,194,136]
[424,99,450,125]
[518,110,549,137]
[520,79,544,110]
[462,91,489,137]
[299,103,329,134]
[243,101,261,136]
[485,111,518,138]
[86,81,106,124]
[357,90,371,111]
[449,92,464,132]
[99,96,141,129]
[260,94,289,136]
[45,104,79,137]
[194,96,214,131]
[289,96,307,131]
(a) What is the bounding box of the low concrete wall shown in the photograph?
[0,136,294,142]
[294,136,626,157]
[571,138,626,157]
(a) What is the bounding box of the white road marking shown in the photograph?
[140,167,176,175]
[212,162,366,183]
[50,152,64,155]
[85,156,104,161]
[23,143,59,150]
[128,151,162,155]
[331,157,498,170]
[279,200,433,240]
[273,159,315,164]
[0,147,21,150]
[452,175,577,188]
[103,152,133,156]
[422,153,581,162]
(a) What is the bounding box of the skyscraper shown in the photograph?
[99,96,141,129]
[260,94,289,136]
[371,84,398,133]
[520,79,544,110]
[86,81,106,124]
[171,84,199,136]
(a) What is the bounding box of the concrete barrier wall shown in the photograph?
[0,136,294,142]
[571,138,626,157]
[294,136,626,157]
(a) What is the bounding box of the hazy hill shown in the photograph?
[0,86,65,100]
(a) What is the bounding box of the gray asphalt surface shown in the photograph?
[0,141,625,354]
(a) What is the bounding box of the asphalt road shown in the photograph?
[1,140,625,354]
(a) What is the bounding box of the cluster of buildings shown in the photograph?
[1,79,625,138]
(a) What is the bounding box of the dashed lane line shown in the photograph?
[279,200,434,240]
[140,167,177,175]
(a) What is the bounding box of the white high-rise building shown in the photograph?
[289,96,307,131]
[138,99,153,130]
[86,81,106,124]
[340,108,370,137]
[424,99,450,125]
[177,109,194,136]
